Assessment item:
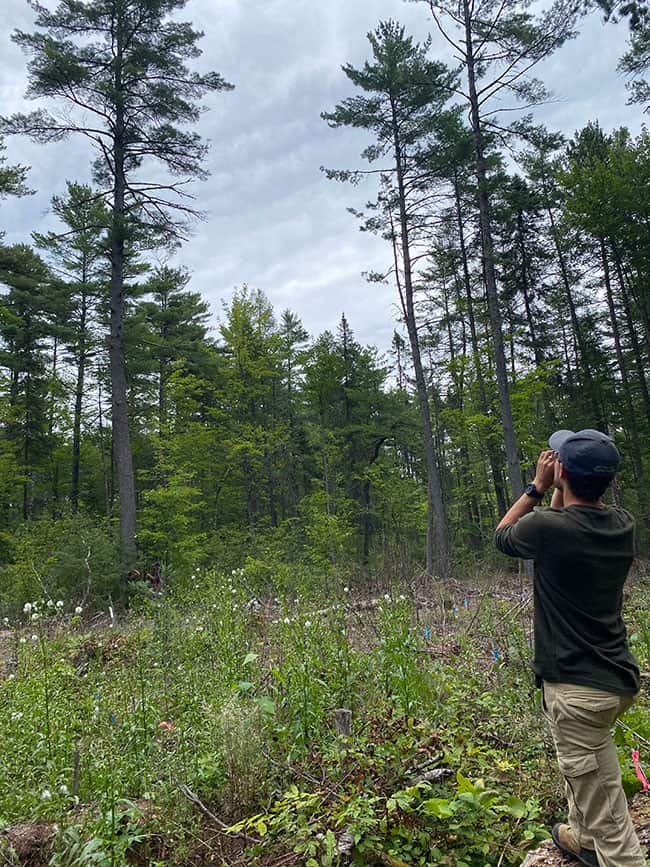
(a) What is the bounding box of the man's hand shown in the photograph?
[496,449,559,532]
[533,449,556,494]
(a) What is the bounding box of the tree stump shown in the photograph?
[334,708,352,752]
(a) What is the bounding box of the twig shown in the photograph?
[177,783,260,845]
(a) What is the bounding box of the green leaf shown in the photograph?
[420,797,453,819]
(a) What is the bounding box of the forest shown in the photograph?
[1,0,650,864]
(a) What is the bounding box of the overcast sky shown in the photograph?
[0,0,642,352]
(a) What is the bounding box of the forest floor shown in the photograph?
[1,569,649,866]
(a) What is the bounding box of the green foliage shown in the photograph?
[0,515,120,612]
[1,571,605,864]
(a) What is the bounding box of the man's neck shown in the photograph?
[563,490,604,509]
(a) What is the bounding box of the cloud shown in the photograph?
[0,0,641,354]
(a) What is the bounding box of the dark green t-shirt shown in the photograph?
[495,504,640,695]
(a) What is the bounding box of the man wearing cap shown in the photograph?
[495,430,644,867]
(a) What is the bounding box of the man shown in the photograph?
[494,429,644,867]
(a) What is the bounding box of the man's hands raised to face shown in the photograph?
[534,450,557,495]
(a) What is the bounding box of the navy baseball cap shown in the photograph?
[548,429,621,477]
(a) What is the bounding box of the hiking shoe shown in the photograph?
[551,824,599,867]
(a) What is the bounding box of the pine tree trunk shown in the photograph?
[110,74,137,566]
[453,176,507,515]
[71,290,88,514]
[390,102,449,579]
[97,371,111,521]
[462,0,522,500]
[611,243,650,425]
[600,239,642,481]
[542,186,606,427]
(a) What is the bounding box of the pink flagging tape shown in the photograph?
[631,749,650,792]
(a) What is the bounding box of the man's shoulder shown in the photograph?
[538,504,635,530]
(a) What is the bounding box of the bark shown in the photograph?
[109,37,137,567]
[611,243,650,425]
[390,100,449,578]
[542,182,606,427]
[462,0,523,499]
[442,272,482,547]
[71,287,88,513]
[600,239,643,482]
[516,211,544,369]
[97,372,111,520]
[453,175,507,515]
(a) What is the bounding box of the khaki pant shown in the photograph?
[542,682,646,866]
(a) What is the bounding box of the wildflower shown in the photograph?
[343,586,350,593]
[8,673,14,681]
[231,587,237,594]
[23,602,32,614]
[304,620,312,628]
[59,785,69,795]
[383,593,391,602]
[3,617,9,625]
[47,600,54,608]
[11,711,22,721]
[283,617,291,625]
[55,600,64,609]
[31,612,39,622]
[398,594,406,601]
[158,720,176,732]
[31,634,38,641]
[74,606,83,615]
[19,637,26,644]
[41,789,52,801]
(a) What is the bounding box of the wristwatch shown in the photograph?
[524,482,545,500]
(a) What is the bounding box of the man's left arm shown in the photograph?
[494,450,556,558]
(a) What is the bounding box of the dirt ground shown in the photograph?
[521,793,650,865]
